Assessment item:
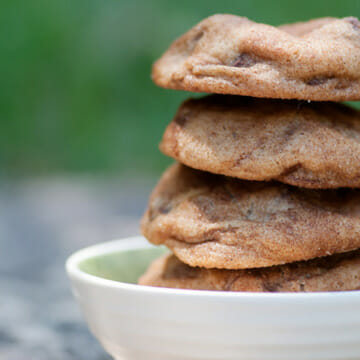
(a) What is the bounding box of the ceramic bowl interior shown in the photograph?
[78,245,167,284]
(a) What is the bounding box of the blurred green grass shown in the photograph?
[1,0,359,176]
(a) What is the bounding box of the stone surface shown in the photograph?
[0,176,153,359]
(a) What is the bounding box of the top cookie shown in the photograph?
[152,15,360,101]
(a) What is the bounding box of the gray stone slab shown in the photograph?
[0,177,155,359]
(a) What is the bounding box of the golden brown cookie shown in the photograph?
[152,15,360,101]
[141,163,360,269]
[160,95,360,189]
[139,251,360,292]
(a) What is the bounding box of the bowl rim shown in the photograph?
[66,236,360,301]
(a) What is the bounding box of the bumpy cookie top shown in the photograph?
[139,251,360,292]
[141,164,360,269]
[161,95,360,188]
[152,15,360,100]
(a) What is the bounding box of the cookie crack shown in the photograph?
[278,163,302,178]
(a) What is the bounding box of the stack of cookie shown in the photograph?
[139,15,360,292]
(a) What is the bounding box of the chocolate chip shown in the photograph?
[224,275,241,291]
[232,53,257,68]
[163,258,198,279]
[283,122,299,139]
[193,31,204,42]
[345,17,360,30]
[186,31,204,54]
[245,208,253,220]
[175,111,191,127]
[262,281,281,292]
[158,203,172,214]
[334,78,350,90]
[306,77,329,86]
[307,79,320,86]
[279,164,301,178]
[149,201,172,222]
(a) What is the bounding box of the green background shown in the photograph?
[2,0,360,177]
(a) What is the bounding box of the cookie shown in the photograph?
[139,250,360,292]
[152,15,360,101]
[141,163,360,269]
[160,95,360,189]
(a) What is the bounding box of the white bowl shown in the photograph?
[66,236,360,360]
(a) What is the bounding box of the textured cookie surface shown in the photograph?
[139,251,360,292]
[152,15,360,101]
[141,164,360,269]
[161,95,360,189]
